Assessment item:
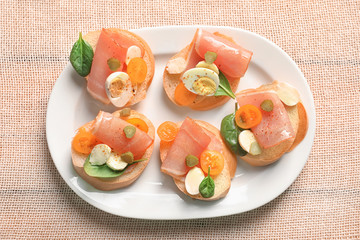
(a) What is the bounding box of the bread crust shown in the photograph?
[83,28,155,107]
[162,32,240,111]
[159,120,237,201]
[71,110,155,191]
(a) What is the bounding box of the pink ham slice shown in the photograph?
[87,29,143,104]
[91,111,153,159]
[161,117,211,179]
[194,29,253,78]
[236,91,295,149]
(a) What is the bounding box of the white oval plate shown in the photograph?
[46,26,315,220]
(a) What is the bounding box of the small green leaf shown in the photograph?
[214,71,236,99]
[70,32,94,77]
[84,155,127,178]
[220,103,247,156]
[199,167,215,198]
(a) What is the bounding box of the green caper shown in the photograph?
[260,99,274,112]
[204,51,218,64]
[185,154,199,167]
[123,125,136,138]
[120,108,131,117]
[107,57,121,71]
[121,152,134,164]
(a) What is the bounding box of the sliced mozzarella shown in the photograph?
[106,152,128,171]
[181,67,220,96]
[105,72,135,107]
[239,130,262,155]
[125,45,142,65]
[166,57,187,74]
[276,82,300,106]
[89,144,111,165]
[185,167,205,195]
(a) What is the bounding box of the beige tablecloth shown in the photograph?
[1,0,359,239]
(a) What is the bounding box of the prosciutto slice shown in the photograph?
[236,91,295,149]
[161,117,211,179]
[91,111,153,159]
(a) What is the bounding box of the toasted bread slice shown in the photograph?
[83,28,155,107]
[71,110,155,191]
[159,120,237,201]
[238,82,308,166]
[163,32,241,111]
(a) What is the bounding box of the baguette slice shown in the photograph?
[159,120,237,201]
[163,32,241,111]
[238,82,308,166]
[83,28,155,107]
[71,110,155,191]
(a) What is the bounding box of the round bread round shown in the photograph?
[238,82,307,166]
[159,120,237,201]
[163,36,241,111]
[71,110,155,191]
[83,29,155,107]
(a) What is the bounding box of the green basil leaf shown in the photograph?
[214,71,236,99]
[220,112,247,156]
[199,167,215,198]
[70,32,94,77]
[83,155,128,178]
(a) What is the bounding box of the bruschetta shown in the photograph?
[158,117,237,201]
[70,28,155,108]
[221,81,308,166]
[163,29,252,111]
[71,109,155,191]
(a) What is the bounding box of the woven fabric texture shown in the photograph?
[1,0,359,239]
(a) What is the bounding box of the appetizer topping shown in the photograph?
[276,82,300,106]
[70,32,94,77]
[166,57,187,74]
[185,167,205,195]
[72,127,102,155]
[260,99,274,112]
[92,111,153,159]
[195,61,219,74]
[119,108,131,117]
[185,154,199,167]
[157,121,179,142]
[238,130,262,155]
[235,104,262,129]
[204,51,217,64]
[127,57,147,84]
[199,167,215,198]
[200,150,224,177]
[123,125,136,138]
[126,118,149,133]
[125,45,142,65]
[181,68,219,96]
[107,58,121,71]
[161,118,211,178]
[106,152,128,171]
[174,82,197,106]
[89,144,112,165]
[121,152,134,164]
[105,72,135,107]
[194,29,253,78]
[236,91,295,149]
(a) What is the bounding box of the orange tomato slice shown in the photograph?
[126,118,149,133]
[72,127,102,155]
[127,57,147,84]
[200,150,224,177]
[174,82,197,106]
[235,104,262,129]
[157,121,178,142]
